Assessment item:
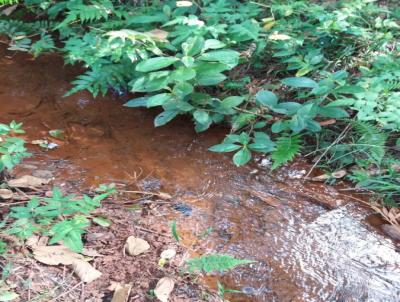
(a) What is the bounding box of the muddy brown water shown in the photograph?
[1,49,400,302]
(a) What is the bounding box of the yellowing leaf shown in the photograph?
[263,21,275,30]
[176,1,192,7]
[269,33,291,40]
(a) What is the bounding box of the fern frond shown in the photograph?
[56,0,114,29]
[354,121,387,164]
[186,254,255,273]
[271,134,302,170]
[0,0,18,6]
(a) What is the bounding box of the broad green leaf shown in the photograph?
[193,110,210,125]
[124,96,149,108]
[271,120,289,133]
[197,73,227,86]
[136,57,178,72]
[154,110,179,127]
[335,85,365,94]
[326,98,355,107]
[248,132,275,153]
[233,148,251,166]
[209,143,241,153]
[204,39,226,50]
[131,73,170,92]
[282,77,318,88]
[256,90,278,107]
[318,107,349,118]
[173,82,193,97]
[182,36,204,56]
[199,50,240,69]
[194,62,229,75]
[171,67,196,81]
[147,93,173,107]
[221,96,244,108]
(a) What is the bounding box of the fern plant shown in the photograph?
[271,135,302,170]
[186,254,254,273]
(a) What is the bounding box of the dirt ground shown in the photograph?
[0,170,223,302]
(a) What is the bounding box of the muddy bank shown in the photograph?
[1,48,400,301]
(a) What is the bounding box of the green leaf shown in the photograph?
[282,77,318,88]
[221,96,244,108]
[271,121,289,133]
[0,291,19,302]
[271,135,302,170]
[171,220,180,242]
[171,67,196,82]
[248,132,275,153]
[197,73,227,86]
[199,50,240,69]
[209,143,241,153]
[136,57,178,72]
[204,39,226,50]
[182,36,205,56]
[92,217,112,227]
[154,110,179,127]
[233,148,251,166]
[255,90,278,107]
[124,96,149,108]
[318,107,349,118]
[173,82,193,97]
[335,85,365,94]
[193,110,210,125]
[186,254,254,273]
[326,98,355,107]
[147,93,173,107]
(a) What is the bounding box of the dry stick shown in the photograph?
[304,123,352,179]
[119,190,171,199]
[50,281,83,302]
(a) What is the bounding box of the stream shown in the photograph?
[1,49,400,302]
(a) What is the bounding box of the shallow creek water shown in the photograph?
[1,49,400,302]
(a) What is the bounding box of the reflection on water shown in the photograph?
[1,48,399,302]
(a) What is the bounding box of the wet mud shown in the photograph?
[1,48,400,302]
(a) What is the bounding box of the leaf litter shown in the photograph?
[1,172,222,301]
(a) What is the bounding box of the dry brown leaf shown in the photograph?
[147,29,169,41]
[111,283,132,302]
[154,277,175,302]
[8,175,50,188]
[0,189,13,199]
[82,248,102,257]
[1,4,18,16]
[32,245,84,265]
[158,192,172,200]
[125,236,150,256]
[312,169,346,181]
[71,259,102,283]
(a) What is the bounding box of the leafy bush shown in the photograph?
[0,121,30,173]
[0,0,399,204]
[3,185,115,252]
